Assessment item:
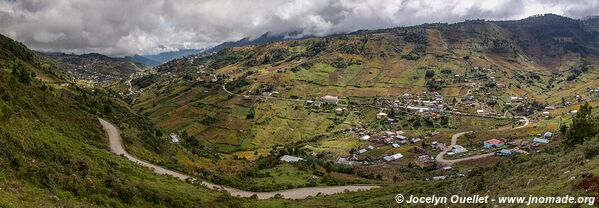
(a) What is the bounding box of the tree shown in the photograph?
[11,62,34,84]
[560,124,568,136]
[565,103,598,147]
[425,70,435,79]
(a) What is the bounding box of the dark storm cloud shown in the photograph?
[0,0,595,56]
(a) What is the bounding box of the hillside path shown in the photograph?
[435,116,529,166]
[98,118,380,199]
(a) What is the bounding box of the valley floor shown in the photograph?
[99,118,381,199]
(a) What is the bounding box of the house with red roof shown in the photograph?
[484,138,504,149]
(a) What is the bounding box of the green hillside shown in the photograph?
[41,52,149,84]
[116,14,599,196]
[2,13,599,207]
[132,14,598,153]
[0,34,237,207]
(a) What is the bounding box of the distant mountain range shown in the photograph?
[126,49,205,67]
[128,32,306,67]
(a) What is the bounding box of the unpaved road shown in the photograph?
[435,116,530,166]
[99,118,380,199]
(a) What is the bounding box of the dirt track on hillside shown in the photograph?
[435,116,529,166]
[99,118,380,199]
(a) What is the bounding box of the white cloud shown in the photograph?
[0,0,595,56]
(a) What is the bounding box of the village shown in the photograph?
[248,64,598,179]
[155,61,597,181]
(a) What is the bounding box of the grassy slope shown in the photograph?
[134,15,599,152]
[248,136,599,207]
[0,33,241,207]
[0,72,235,207]
[121,15,599,193]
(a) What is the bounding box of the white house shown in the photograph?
[321,95,339,104]
[360,135,371,141]
[410,138,422,143]
[383,153,404,162]
[533,137,549,144]
[452,145,468,154]
[280,155,304,162]
[169,134,180,143]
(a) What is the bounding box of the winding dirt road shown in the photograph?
[435,116,530,166]
[98,118,380,199]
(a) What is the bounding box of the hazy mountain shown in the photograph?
[206,32,312,53]
[41,52,149,83]
[128,49,205,67]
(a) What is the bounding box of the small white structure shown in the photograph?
[543,132,553,138]
[280,155,304,162]
[391,143,401,148]
[360,135,371,141]
[367,145,375,150]
[169,134,180,143]
[377,112,388,119]
[336,157,354,165]
[533,137,549,144]
[452,145,468,154]
[357,149,367,154]
[383,153,404,162]
[321,95,339,104]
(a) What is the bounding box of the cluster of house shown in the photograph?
[541,106,557,118]
[396,92,445,113]
[359,130,423,148]
[480,131,554,156]
[305,95,340,107]
[356,130,429,163]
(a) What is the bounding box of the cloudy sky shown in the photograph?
[0,0,597,56]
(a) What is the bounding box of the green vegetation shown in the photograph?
[565,103,598,147]
[0,35,237,207]
[4,14,599,207]
[0,71,231,207]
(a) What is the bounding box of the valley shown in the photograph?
[120,15,599,194]
[0,12,599,207]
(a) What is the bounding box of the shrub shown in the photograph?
[425,70,435,78]
[584,143,599,159]
[0,100,12,120]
